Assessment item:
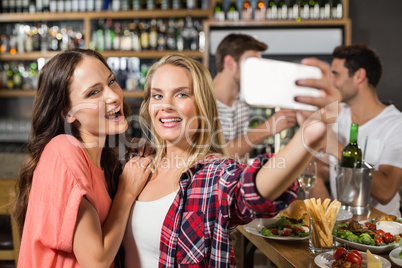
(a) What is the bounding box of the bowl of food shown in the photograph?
[376,221,402,236]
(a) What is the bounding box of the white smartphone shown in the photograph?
[240,58,323,111]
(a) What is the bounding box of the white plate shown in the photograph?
[243,219,309,241]
[314,251,391,268]
[389,248,402,267]
[334,236,399,254]
[336,209,353,221]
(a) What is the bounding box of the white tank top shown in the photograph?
[124,191,177,268]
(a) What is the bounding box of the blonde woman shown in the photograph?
[123,54,340,267]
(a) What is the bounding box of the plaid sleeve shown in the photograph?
[219,154,299,227]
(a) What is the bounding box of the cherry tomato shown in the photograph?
[292,226,303,234]
[345,250,362,265]
[375,229,385,237]
[284,224,292,229]
[333,247,348,261]
[375,237,384,244]
[364,222,376,231]
[282,229,291,236]
[383,232,394,243]
[270,228,279,235]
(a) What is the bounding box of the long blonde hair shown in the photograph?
[139,54,227,169]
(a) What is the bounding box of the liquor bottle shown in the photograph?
[186,0,196,10]
[49,0,57,11]
[340,123,362,168]
[57,0,64,12]
[113,22,121,50]
[319,0,330,19]
[309,0,319,19]
[241,0,252,20]
[95,20,105,51]
[131,21,141,51]
[132,0,141,9]
[65,0,72,11]
[160,0,169,9]
[95,0,102,10]
[277,0,287,20]
[299,0,308,19]
[171,0,180,9]
[226,0,239,21]
[6,62,15,89]
[331,0,342,19]
[121,23,132,50]
[13,63,23,89]
[24,27,34,52]
[16,0,22,12]
[36,0,43,11]
[157,20,167,51]
[104,19,114,50]
[87,0,95,11]
[121,0,129,10]
[149,19,157,50]
[266,0,277,20]
[71,0,78,11]
[9,0,16,12]
[287,0,298,20]
[166,19,176,50]
[254,0,265,21]
[146,0,154,10]
[22,0,30,11]
[175,19,184,51]
[139,21,149,51]
[213,0,225,21]
[2,0,10,13]
[42,0,50,11]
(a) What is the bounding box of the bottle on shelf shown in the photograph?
[287,0,299,20]
[319,0,331,19]
[213,0,225,21]
[266,0,278,20]
[95,20,105,51]
[6,62,15,89]
[331,0,342,19]
[254,0,266,21]
[172,0,181,9]
[241,0,252,20]
[95,0,102,10]
[71,0,79,11]
[104,19,114,51]
[131,21,141,51]
[57,0,65,12]
[277,0,287,20]
[9,0,16,13]
[65,0,72,11]
[113,22,122,50]
[49,0,56,12]
[139,21,150,51]
[16,0,23,12]
[226,0,239,21]
[36,0,43,12]
[2,0,10,13]
[340,123,362,168]
[157,20,167,51]
[149,19,158,50]
[299,0,309,19]
[175,19,184,52]
[309,0,319,19]
[42,0,50,11]
[166,18,176,50]
[28,0,36,12]
[146,0,154,10]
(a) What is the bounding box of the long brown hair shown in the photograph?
[14,49,129,233]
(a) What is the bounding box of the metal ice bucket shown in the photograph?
[335,163,374,215]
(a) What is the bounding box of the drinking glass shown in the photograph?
[297,161,317,199]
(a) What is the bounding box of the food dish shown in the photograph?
[389,248,402,267]
[334,236,399,254]
[314,251,391,268]
[243,219,309,241]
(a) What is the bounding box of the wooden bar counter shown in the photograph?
[236,206,399,268]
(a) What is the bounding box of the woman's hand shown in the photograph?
[125,137,155,161]
[295,58,342,125]
[119,155,154,200]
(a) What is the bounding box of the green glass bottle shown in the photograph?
[341,123,362,168]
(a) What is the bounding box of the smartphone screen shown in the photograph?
[240,58,323,111]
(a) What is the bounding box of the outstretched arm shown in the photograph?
[255,58,342,202]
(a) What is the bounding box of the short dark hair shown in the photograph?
[215,33,268,73]
[332,43,383,87]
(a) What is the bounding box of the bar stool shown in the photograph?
[0,179,20,267]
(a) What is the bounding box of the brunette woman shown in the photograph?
[14,49,153,267]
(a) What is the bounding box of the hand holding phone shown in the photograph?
[241,58,323,111]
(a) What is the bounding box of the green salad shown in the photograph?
[260,216,309,238]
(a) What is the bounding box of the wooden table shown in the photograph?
[236,206,399,268]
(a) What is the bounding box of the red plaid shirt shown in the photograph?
[158,154,299,268]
